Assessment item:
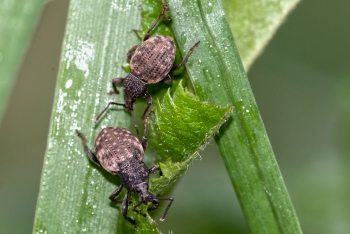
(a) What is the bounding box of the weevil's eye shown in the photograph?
[152,199,159,207]
[135,187,141,193]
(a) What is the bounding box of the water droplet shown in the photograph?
[65,79,73,89]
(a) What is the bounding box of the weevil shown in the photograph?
[76,114,173,229]
[95,3,200,137]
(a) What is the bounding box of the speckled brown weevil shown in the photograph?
[76,113,173,229]
[95,3,200,137]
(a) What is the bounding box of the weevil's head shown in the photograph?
[134,182,159,208]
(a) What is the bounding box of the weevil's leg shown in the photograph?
[121,191,136,229]
[141,92,152,121]
[107,77,124,95]
[149,164,162,176]
[95,102,125,123]
[132,201,147,217]
[127,45,138,61]
[161,74,173,84]
[131,110,140,139]
[149,165,160,174]
[141,110,154,150]
[171,41,200,71]
[157,197,174,222]
[109,184,124,203]
[143,3,168,41]
[75,130,101,167]
[97,78,126,119]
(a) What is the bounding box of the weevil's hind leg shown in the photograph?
[171,41,200,71]
[75,130,101,167]
[141,93,152,121]
[121,190,136,229]
[143,3,168,41]
[161,74,173,84]
[127,45,138,61]
[109,184,124,203]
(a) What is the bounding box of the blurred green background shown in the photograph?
[1,0,349,233]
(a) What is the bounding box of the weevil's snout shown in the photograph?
[142,194,159,210]
[134,182,159,206]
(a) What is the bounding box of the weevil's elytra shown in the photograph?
[95,3,200,138]
[131,36,176,84]
[94,127,144,174]
[76,113,174,229]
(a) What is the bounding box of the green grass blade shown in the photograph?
[0,0,47,122]
[166,0,302,233]
[222,0,300,70]
[33,0,142,233]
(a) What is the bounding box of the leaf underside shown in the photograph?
[149,82,232,195]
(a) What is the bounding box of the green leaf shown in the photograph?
[149,82,232,194]
[166,0,302,233]
[0,0,47,122]
[222,0,301,70]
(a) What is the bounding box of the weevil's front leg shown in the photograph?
[141,109,154,149]
[132,201,147,217]
[121,190,136,229]
[94,101,125,123]
[109,184,124,203]
[157,196,174,222]
[141,92,152,121]
[108,77,124,95]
